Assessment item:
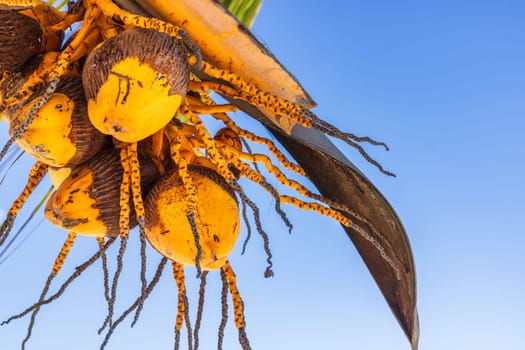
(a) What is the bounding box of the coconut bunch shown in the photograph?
[1,2,242,269]
[1,1,335,276]
[0,0,392,267]
[0,2,417,350]
[0,3,253,347]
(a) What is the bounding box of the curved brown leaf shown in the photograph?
[276,126,419,350]
[223,99,420,350]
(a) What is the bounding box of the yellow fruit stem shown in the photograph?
[127,142,145,219]
[171,260,186,331]
[118,146,131,238]
[93,0,184,39]
[280,195,350,227]
[180,107,234,183]
[1,162,48,240]
[186,94,305,175]
[51,231,76,276]
[0,0,44,7]
[221,260,245,329]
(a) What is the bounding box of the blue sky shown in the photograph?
[1,1,524,349]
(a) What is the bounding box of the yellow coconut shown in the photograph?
[45,148,160,237]
[7,75,108,167]
[49,167,72,188]
[144,164,240,270]
[0,4,63,77]
[0,9,44,76]
[83,28,190,143]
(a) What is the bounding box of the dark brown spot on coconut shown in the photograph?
[111,122,123,133]
[111,14,124,25]
[82,28,190,101]
[66,195,74,204]
[108,70,132,105]
[61,217,89,228]
[0,10,42,76]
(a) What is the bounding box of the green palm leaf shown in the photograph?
[221,0,262,27]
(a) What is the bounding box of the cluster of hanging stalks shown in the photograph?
[0,0,395,349]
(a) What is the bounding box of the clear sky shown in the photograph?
[1,1,524,349]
